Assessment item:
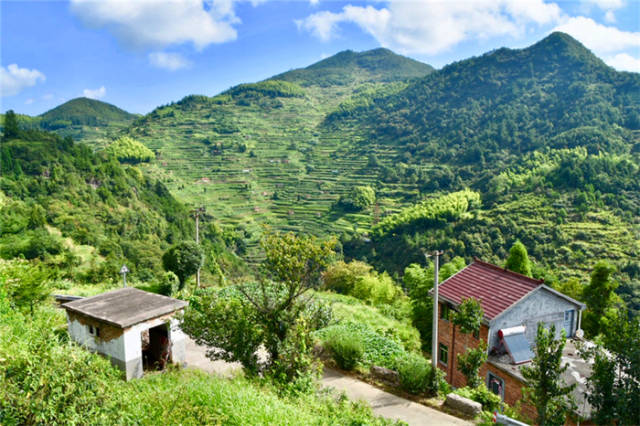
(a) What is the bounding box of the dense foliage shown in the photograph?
[105,136,155,164]
[522,324,576,426]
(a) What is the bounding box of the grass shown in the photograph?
[0,303,397,426]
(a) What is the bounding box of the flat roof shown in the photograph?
[488,339,593,419]
[62,288,188,329]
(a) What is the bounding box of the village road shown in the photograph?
[185,337,472,426]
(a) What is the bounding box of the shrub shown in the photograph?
[157,271,179,296]
[352,272,400,305]
[326,329,365,370]
[315,321,407,369]
[323,260,373,294]
[454,384,502,412]
[395,353,431,394]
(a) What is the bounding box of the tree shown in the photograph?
[162,241,204,290]
[452,297,483,334]
[1,259,51,314]
[2,110,20,140]
[581,313,640,425]
[183,232,335,385]
[452,297,486,388]
[582,261,622,337]
[505,240,532,277]
[522,324,575,425]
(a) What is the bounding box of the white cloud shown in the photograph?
[25,98,34,105]
[83,86,106,99]
[583,0,625,10]
[604,10,616,23]
[69,0,246,50]
[42,93,54,100]
[148,52,191,70]
[554,17,640,53]
[298,0,563,55]
[605,53,640,72]
[0,64,46,97]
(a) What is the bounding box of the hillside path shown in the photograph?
[185,337,471,425]
[321,368,471,426]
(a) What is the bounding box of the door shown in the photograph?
[563,310,574,337]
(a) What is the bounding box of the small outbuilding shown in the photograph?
[62,287,188,380]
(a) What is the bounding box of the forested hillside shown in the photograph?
[0,122,245,286]
[8,33,639,315]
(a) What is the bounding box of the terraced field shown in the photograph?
[130,82,425,258]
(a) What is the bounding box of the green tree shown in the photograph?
[582,261,622,337]
[184,232,335,385]
[1,260,51,314]
[581,313,640,425]
[522,324,575,425]
[452,297,483,335]
[162,241,204,290]
[457,341,488,388]
[2,110,20,140]
[505,240,533,277]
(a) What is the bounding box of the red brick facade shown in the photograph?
[436,302,537,421]
[436,302,489,388]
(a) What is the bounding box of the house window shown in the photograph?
[89,325,100,337]
[488,372,505,400]
[439,343,449,366]
[440,304,451,321]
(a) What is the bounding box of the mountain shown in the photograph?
[0,126,246,284]
[37,97,138,148]
[274,48,434,86]
[329,32,639,161]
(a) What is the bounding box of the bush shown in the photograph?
[157,271,179,296]
[454,384,502,412]
[395,352,432,394]
[315,321,407,369]
[351,272,400,305]
[326,329,365,370]
[323,260,373,294]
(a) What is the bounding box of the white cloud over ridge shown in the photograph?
[0,64,46,97]
[148,52,192,70]
[297,0,563,55]
[70,0,243,49]
[83,86,107,99]
[553,16,640,54]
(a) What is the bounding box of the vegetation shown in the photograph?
[581,313,640,426]
[504,240,533,277]
[522,324,576,425]
[183,232,335,386]
[325,329,365,370]
[582,261,623,337]
[105,136,155,164]
[162,241,205,290]
[395,352,435,395]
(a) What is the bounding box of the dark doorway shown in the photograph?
[141,324,170,371]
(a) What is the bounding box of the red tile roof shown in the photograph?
[438,259,543,320]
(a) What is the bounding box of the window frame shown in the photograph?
[440,303,451,321]
[487,372,505,401]
[439,343,449,366]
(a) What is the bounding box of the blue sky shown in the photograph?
[2,0,638,115]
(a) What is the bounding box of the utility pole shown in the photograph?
[191,206,205,288]
[425,250,443,369]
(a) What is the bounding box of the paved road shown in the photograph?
[185,337,471,425]
[322,368,472,426]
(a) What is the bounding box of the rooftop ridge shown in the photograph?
[471,257,544,285]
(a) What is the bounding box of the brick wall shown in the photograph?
[436,302,489,388]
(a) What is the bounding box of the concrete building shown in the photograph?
[62,288,188,380]
[433,259,590,422]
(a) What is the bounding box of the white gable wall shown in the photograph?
[488,288,580,350]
